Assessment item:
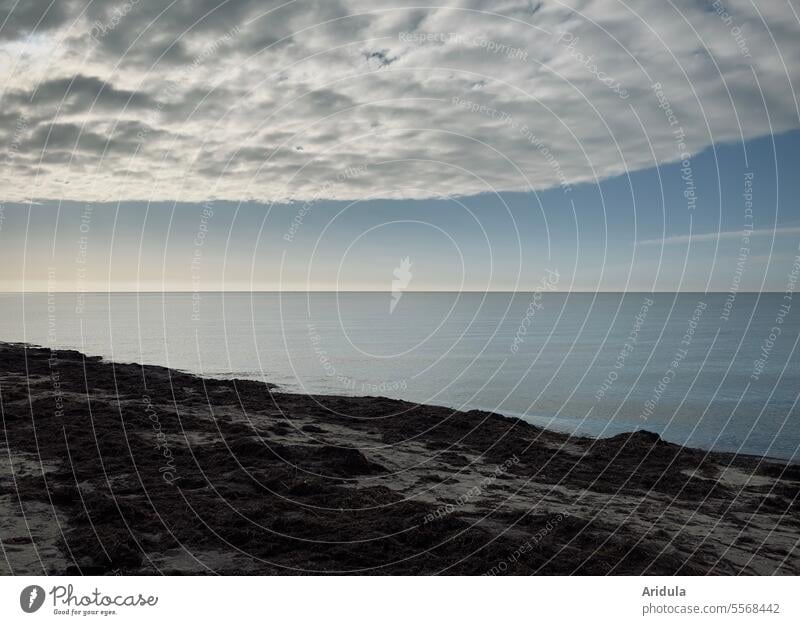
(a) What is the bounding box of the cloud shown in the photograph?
[637,225,800,247]
[22,122,141,155]
[0,0,798,202]
[6,74,154,113]
[0,0,74,41]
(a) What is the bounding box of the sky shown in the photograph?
[1,0,799,291]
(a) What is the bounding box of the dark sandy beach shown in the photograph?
[1,341,798,575]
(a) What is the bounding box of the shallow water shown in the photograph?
[1,291,797,459]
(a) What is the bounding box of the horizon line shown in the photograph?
[0,290,787,295]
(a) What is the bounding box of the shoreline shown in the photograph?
[5,340,793,465]
[1,341,798,574]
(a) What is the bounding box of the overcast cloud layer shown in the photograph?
[1,0,799,202]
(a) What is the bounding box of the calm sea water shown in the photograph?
[1,292,798,460]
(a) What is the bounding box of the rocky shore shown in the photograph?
[1,342,798,574]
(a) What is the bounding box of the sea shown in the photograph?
[1,291,797,460]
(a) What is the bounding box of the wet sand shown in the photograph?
[1,342,798,574]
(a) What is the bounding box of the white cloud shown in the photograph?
[1,0,798,203]
[637,225,800,246]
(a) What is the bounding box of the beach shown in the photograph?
[1,341,798,575]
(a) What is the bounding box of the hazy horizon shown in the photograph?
[2,289,792,294]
